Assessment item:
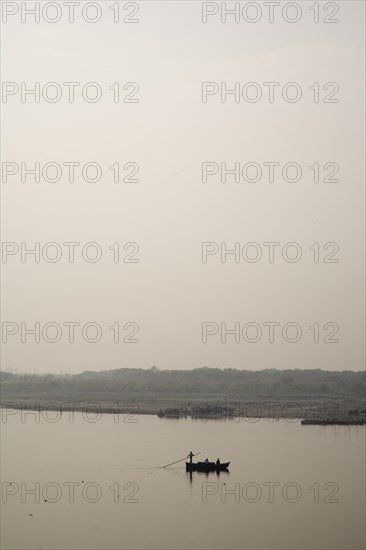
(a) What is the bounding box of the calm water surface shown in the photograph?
[1,413,365,549]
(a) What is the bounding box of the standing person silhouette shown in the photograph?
[187,451,194,463]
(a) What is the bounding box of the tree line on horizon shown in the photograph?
[1,367,365,397]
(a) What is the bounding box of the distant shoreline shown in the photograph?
[1,394,365,424]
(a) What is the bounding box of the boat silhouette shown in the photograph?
[186,461,230,472]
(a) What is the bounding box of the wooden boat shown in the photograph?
[186,461,230,472]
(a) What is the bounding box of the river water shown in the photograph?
[1,412,365,549]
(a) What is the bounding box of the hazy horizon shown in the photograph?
[1,365,365,376]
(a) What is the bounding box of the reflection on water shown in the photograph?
[187,468,230,484]
[1,414,365,550]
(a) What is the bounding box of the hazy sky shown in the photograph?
[1,0,365,373]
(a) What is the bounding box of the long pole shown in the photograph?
[162,452,200,468]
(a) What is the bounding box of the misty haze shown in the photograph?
[1,1,365,550]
